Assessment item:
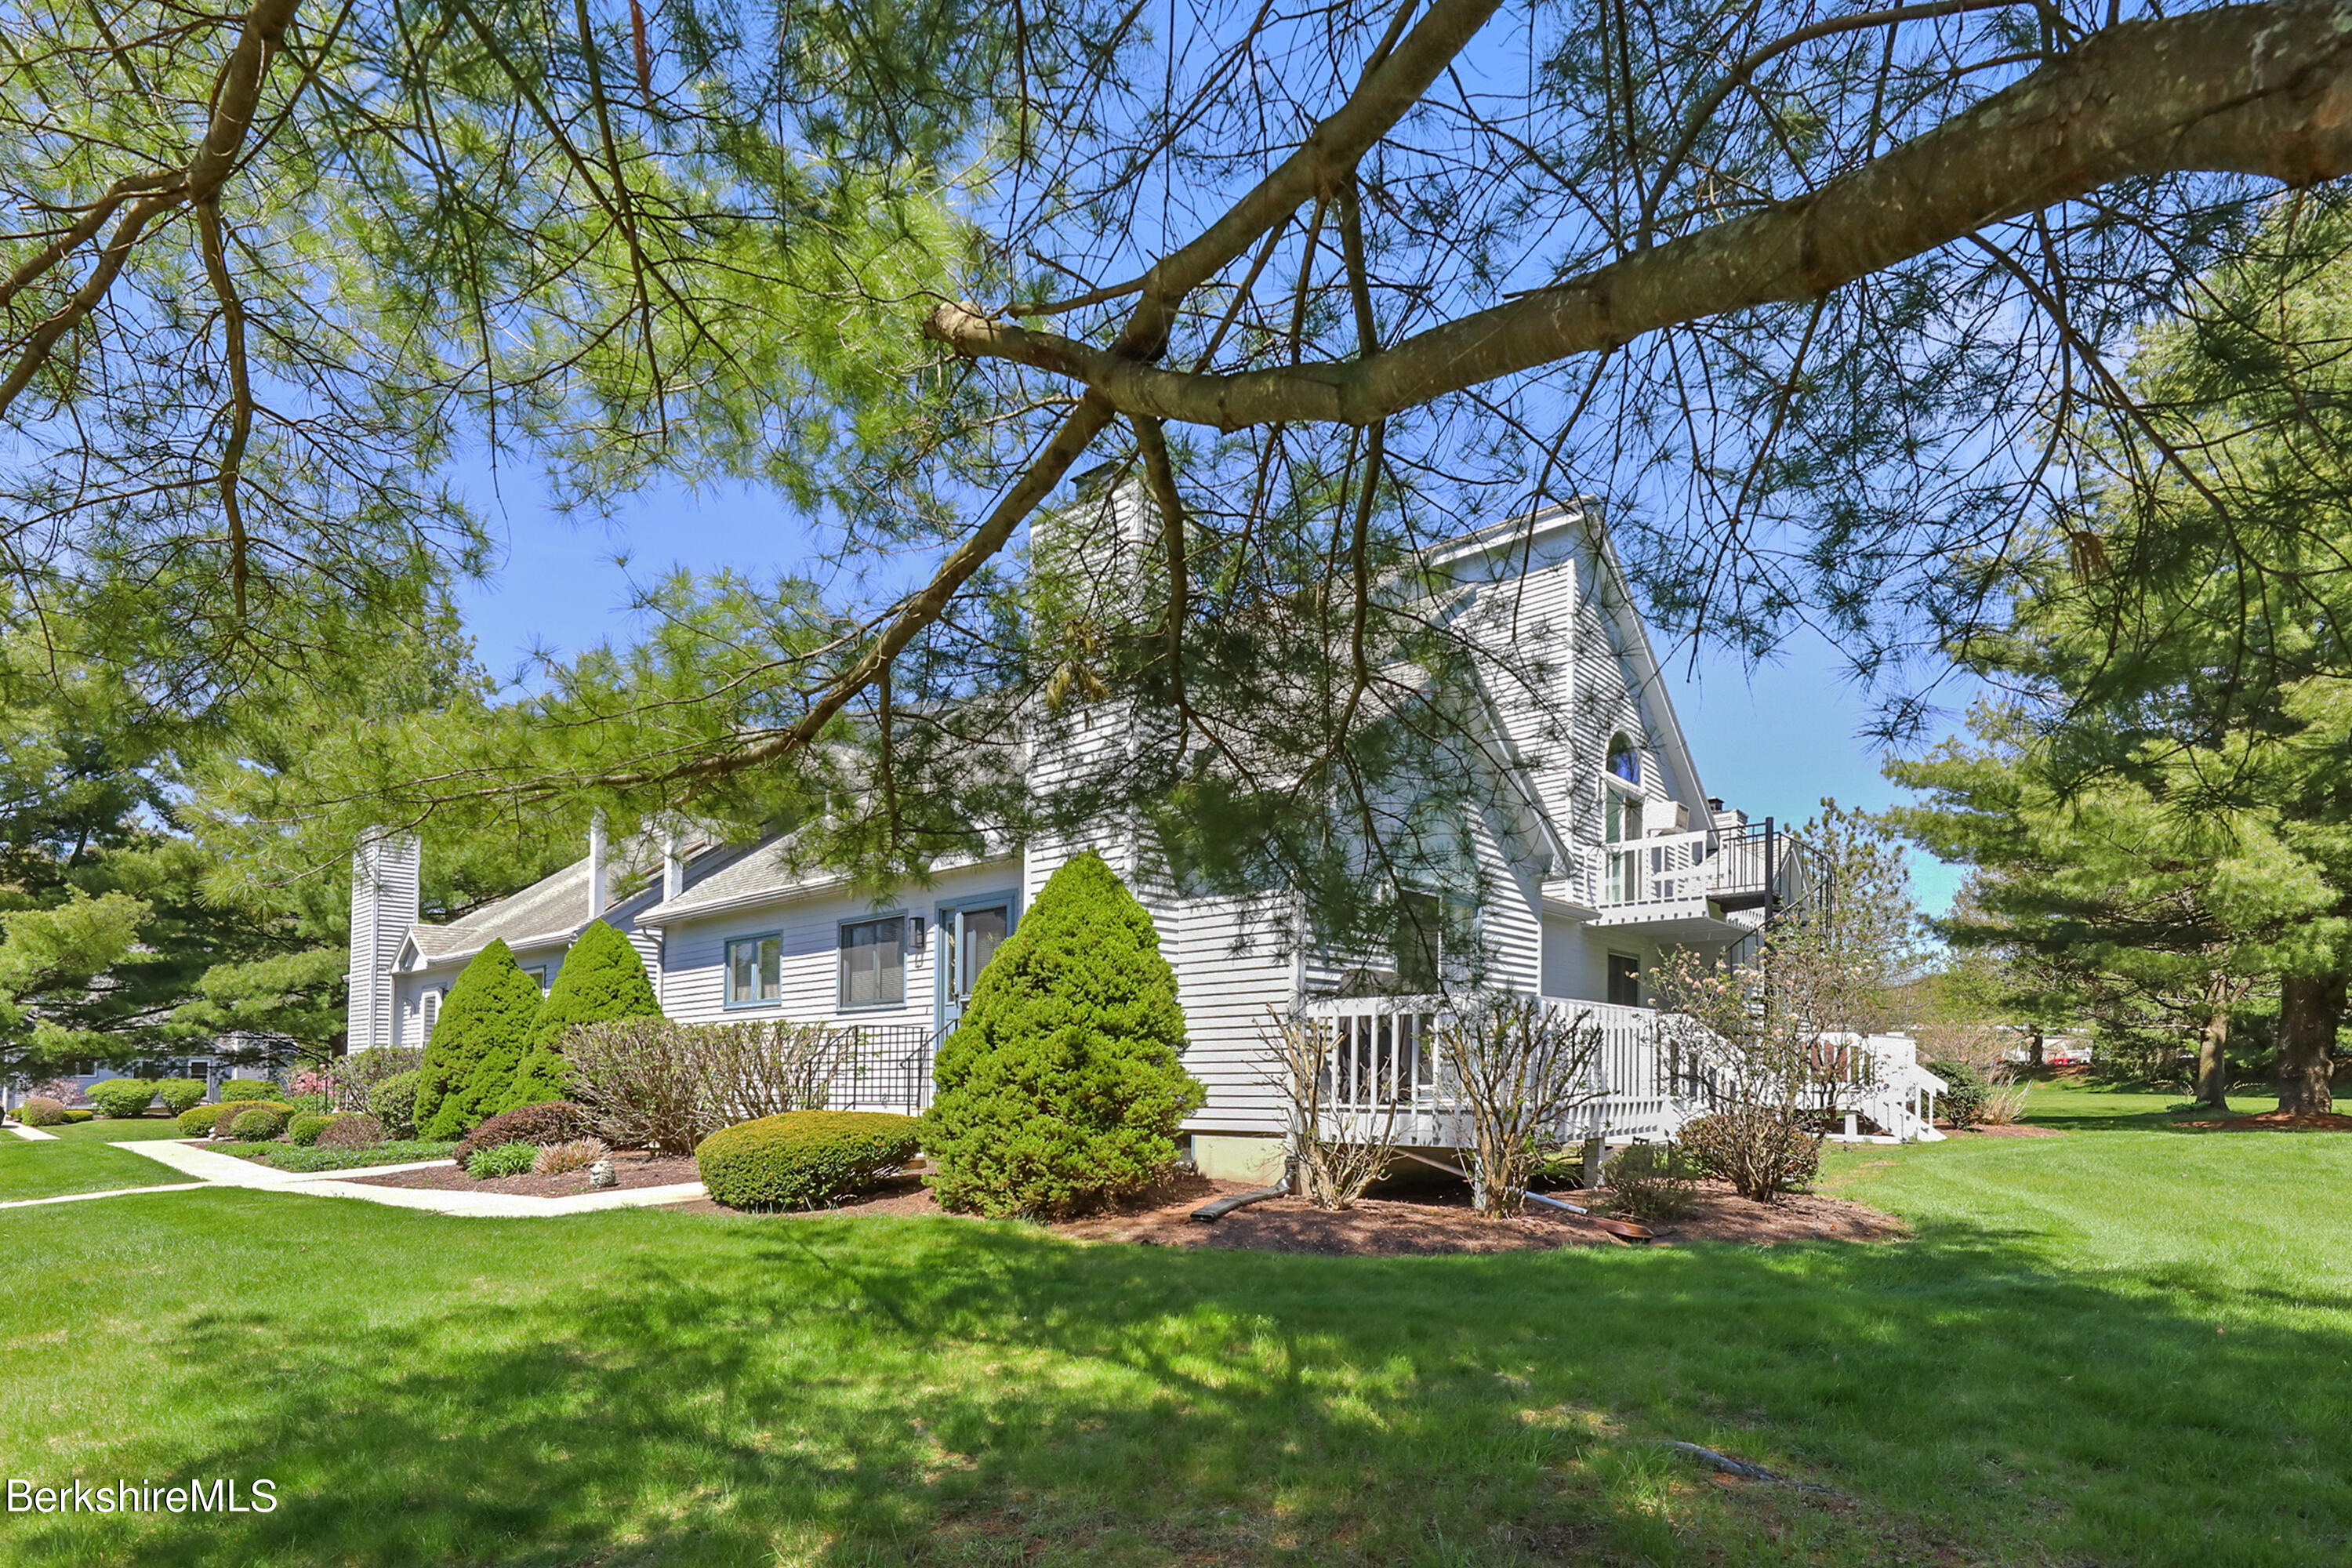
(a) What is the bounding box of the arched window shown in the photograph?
[1606,733,1639,785]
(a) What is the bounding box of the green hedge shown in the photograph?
[696,1111,921,1210]
[85,1079,156,1119]
[226,1104,293,1142]
[154,1078,209,1116]
[58,1108,94,1123]
[1926,1060,1991,1126]
[219,1079,278,1103]
[176,1105,227,1136]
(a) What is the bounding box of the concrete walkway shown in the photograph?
[5,1121,60,1142]
[122,1138,707,1218]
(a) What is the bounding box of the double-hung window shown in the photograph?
[725,934,783,1007]
[838,916,906,1009]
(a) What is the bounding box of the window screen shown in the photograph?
[839,916,906,1007]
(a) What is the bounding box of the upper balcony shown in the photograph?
[1545,819,1815,938]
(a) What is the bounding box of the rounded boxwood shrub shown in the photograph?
[15,1096,67,1127]
[369,1069,422,1138]
[85,1078,157,1119]
[219,1079,278,1103]
[465,1141,538,1178]
[506,920,660,1111]
[697,1112,922,1210]
[452,1101,587,1163]
[924,853,1203,1218]
[314,1112,390,1150]
[415,939,543,1141]
[287,1112,337,1147]
[226,1104,293,1142]
[177,1104,227,1137]
[154,1078,209,1116]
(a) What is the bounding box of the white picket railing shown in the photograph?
[1293,996,1945,1147]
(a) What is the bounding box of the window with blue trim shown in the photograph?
[725,934,782,1007]
[839,916,906,1008]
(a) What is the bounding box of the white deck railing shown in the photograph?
[1294,996,1944,1148]
[1297,993,1693,1145]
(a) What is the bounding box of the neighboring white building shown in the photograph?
[348,503,1871,1178]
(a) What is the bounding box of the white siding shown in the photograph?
[656,859,1020,1030]
[1169,893,1298,1137]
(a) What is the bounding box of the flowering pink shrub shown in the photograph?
[27,1077,85,1106]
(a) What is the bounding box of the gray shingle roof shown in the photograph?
[401,833,747,969]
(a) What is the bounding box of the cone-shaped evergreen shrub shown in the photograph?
[415,940,543,1140]
[505,920,661,1111]
[924,851,1203,1217]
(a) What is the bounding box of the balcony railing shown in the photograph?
[1550,818,1817,921]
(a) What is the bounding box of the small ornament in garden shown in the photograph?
[588,1158,616,1190]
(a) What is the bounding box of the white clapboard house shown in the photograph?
[346,501,1943,1178]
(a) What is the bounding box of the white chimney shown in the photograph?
[588,811,609,920]
[347,829,420,1052]
[662,822,684,902]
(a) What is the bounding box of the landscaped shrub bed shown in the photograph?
[154,1078,209,1115]
[696,1111,921,1210]
[1679,1109,1822,1200]
[15,1096,68,1127]
[465,1141,539,1178]
[369,1070,422,1137]
[217,1079,279,1103]
[177,1105,227,1136]
[452,1101,587,1163]
[216,1139,459,1172]
[288,1112,339,1146]
[226,1105,295,1142]
[85,1079,157,1119]
[314,1113,390,1150]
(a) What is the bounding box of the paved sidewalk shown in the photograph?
[5,1122,60,1142]
[123,1138,706,1218]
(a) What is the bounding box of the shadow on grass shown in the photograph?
[8,1203,2351,1568]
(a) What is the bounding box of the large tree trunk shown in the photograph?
[2030,1026,2045,1069]
[2196,996,2230,1110]
[2274,974,2342,1117]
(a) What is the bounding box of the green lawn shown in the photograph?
[44,1113,202,1143]
[1,1082,2346,1567]
[0,1128,191,1201]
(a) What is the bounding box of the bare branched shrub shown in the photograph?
[1260,1007,1403,1210]
[1436,995,1602,1218]
[565,1019,854,1155]
[692,1019,851,1126]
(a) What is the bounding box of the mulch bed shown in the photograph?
[2179,1110,2352,1133]
[664,1169,1905,1254]
[345,1149,701,1197]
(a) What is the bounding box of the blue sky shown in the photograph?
[448,458,1971,917]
